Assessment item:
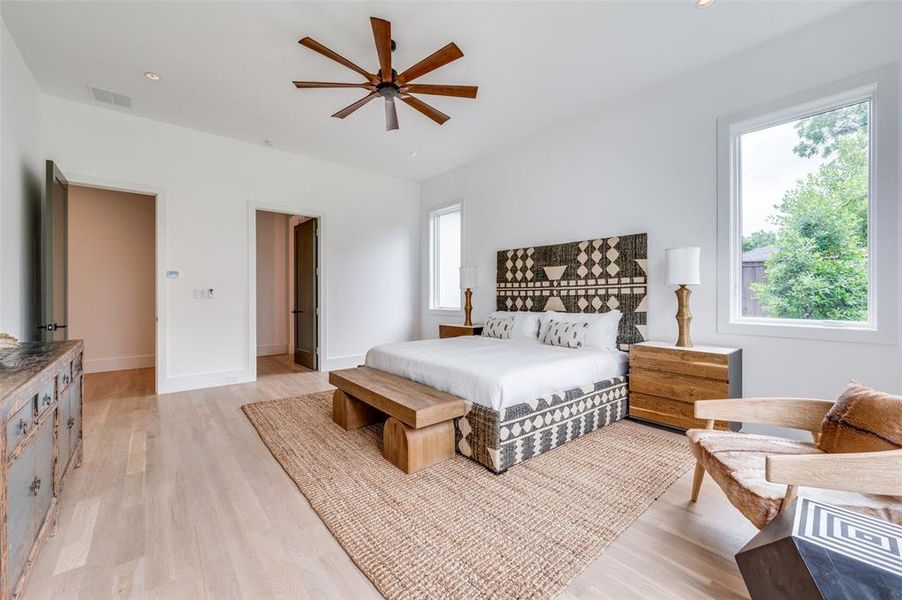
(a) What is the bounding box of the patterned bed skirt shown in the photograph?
[453,376,629,473]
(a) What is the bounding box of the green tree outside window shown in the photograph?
[743,103,869,321]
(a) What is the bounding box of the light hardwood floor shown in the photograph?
[23,355,756,599]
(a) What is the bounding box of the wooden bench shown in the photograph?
[328,367,466,473]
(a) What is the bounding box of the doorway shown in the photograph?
[68,185,156,374]
[39,161,159,385]
[255,210,319,371]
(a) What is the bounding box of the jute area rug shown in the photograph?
[242,391,694,599]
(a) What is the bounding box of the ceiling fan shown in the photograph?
[293,17,478,131]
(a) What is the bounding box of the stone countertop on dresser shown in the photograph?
[0,341,83,400]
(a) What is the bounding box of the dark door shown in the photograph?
[39,161,69,342]
[293,218,318,369]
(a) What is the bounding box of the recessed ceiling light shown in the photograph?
[695,0,714,8]
[144,71,161,81]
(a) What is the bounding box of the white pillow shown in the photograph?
[539,319,589,349]
[486,311,541,339]
[538,310,622,351]
[482,315,514,339]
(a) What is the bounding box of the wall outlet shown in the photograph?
[206,288,215,299]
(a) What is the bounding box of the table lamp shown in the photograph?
[665,247,701,347]
[459,266,478,326]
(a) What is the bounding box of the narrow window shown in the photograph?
[429,204,462,311]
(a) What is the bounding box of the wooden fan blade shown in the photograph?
[399,94,450,125]
[401,84,477,99]
[293,81,374,89]
[299,37,377,83]
[385,97,399,131]
[396,43,463,85]
[370,17,392,84]
[332,92,378,119]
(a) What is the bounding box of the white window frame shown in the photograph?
[716,66,898,344]
[427,202,463,313]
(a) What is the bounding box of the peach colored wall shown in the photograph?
[68,185,155,372]
[256,211,290,355]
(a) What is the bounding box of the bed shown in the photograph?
[366,232,648,473]
[367,336,630,472]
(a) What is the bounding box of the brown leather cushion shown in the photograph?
[688,429,817,528]
[819,381,902,454]
[687,429,902,529]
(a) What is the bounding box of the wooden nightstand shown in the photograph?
[439,324,483,339]
[628,341,742,431]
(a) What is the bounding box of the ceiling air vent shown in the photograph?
[87,86,133,109]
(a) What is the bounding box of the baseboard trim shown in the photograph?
[85,354,155,373]
[324,354,366,371]
[257,343,290,357]
[158,367,255,395]
[158,353,363,394]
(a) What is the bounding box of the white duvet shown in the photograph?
[364,336,628,411]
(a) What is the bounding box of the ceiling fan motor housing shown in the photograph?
[376,77,400,98]
[294,18,476,130]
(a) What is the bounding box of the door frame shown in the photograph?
[247,201,325,379]
[63,172,167,393]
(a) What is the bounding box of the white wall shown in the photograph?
[420,3,902,402]
[40,95,420,393]
[256,210,289,356]
[0,18,42,341]
[68,185,156,372]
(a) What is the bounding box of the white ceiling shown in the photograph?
[3,1,860,181]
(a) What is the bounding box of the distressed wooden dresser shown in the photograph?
[0,340,84,599]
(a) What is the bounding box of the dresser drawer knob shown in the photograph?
[67,417,75,429]
[17,419,29,435]
[42,393,52,406]
[30,477,41,496]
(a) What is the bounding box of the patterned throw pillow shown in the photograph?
[818,381,902,454]
[482,316,514,339]
[539,319,589,349]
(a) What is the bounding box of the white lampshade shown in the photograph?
[459,265,478,290]
[665,247,701,286]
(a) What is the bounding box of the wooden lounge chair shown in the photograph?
[687,383,902,529]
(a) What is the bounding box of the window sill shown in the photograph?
[718,317,895,346]
[427,308,463,317]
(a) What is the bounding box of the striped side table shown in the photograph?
[736,497,902,600]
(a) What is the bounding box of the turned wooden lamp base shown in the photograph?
[675,284,693,348]
[463,288,473,327]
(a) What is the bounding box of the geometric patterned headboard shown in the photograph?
[496,232,648,350]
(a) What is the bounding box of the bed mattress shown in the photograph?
[364,336,629,411]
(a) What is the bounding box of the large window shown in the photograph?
[724,86,877,333]
[429,203,462,311]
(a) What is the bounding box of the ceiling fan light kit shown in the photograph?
[293,17,478,131]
